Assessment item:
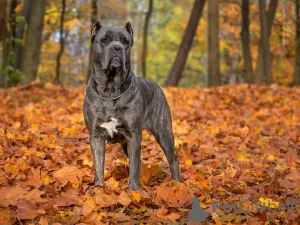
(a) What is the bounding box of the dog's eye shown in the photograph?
[123,39,129,45]
[101,38,107,43]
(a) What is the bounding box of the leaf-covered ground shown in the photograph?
[0,83,299,225]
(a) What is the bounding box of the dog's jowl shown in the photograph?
[83,21,180,190]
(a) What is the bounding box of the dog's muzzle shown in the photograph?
[103,42,126,72]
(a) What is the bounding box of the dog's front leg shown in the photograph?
[90,136,105,185]
[127,133,142,190]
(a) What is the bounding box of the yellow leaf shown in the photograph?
[236,152,250,162]
[173,6,183,16]
[185,159,193,165]
[12,122,21,128]
[28,124,39,133]
[62,126,79,135]
[44,82,53,88]
[130,191,141,203]
[266,155,275,161]
[132,205,147,213]
[6,132,14,139]
[96,212,107,221]
[19,159,30,171]
[215,219,222,225]
[41,171,53,185]
[86,196,97,210]
[58,210,73,217]
[36,151,46,157]
[39,216,48,225]
[174,138,182,147]
[5,162,18,174]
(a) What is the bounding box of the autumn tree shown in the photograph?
[21,0,46,84]
[164,0,206,86]
[295,0,300,86]
[55,0,66,84]
[256,0,278,84]
[142,0,153,78]
[241,0,253,83]
[208,0,220,87]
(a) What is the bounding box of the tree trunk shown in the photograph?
[0,0,7,87]
[1,0,17,87]
[258,0,272,85]
[14,0,32,70]
[87,0,98,83]
[142,0,153,78]
[0,0,7,41]
[256,0,278,84]
[9,0,17,50]
[164,0,206,86]
[294,0,300,86]
[55,0,66,84]
[208,0,220,87]
[241,0,253,83]
[20,0,46,84]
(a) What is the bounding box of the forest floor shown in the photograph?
[0,83,299,225]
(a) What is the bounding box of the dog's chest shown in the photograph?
[99,118,119,138]
[96,104,131,142]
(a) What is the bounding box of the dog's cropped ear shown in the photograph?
[125,22,134,43]
[91,21,102,43]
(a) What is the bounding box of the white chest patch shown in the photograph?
[100,118,119,138]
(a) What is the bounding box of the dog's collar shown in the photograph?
[98,79,132,100]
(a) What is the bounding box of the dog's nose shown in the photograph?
[112,45,122,53]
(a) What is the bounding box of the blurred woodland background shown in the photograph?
[0,0,298,87]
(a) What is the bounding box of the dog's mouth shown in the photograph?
[101,51,126,73]
[109,56,122,69]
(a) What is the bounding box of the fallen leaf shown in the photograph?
[16,199,38,220]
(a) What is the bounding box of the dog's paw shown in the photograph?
[93,178,104,186]
[128,182,140,191]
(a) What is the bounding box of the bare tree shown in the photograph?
[55,0,66,84]
[14,0,32,70]
[294,0,300,86]
[241,0,253,83]
[208,0,220,87]
[256,0,278,84]
[21,0,46,83]
[87,0,98,82]
[142,0,153,78]
[164,0,206,86]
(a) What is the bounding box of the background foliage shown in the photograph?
[0,0,296,86]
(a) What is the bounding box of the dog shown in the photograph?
[83,21,180,190]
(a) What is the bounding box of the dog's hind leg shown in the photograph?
[154,127,180,181]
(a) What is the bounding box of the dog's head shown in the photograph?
[91,21,133,74]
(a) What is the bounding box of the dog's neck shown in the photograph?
[91,64,132,99]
